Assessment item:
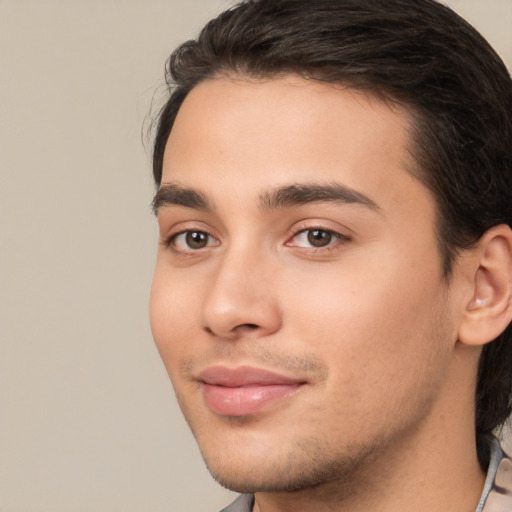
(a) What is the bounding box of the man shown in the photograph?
[149,1,512,510]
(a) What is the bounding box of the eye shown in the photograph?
[289,228,347,249]
[170,230,219,251]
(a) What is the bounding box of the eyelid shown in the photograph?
[285,223,352,251]
[159,219,221,253]
[163,229,220,252]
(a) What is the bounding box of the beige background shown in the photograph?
[0,1,511,511]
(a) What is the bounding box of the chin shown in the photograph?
[198,432,377,495]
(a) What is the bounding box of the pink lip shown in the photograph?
[197,366,306,416]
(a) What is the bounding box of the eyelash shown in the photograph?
[163,230,219,253]
[287,227,350,251]
[162,227,350,254]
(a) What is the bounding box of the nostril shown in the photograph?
[224,323,260,337]
[235,323,261,336]
[202,323,259,336]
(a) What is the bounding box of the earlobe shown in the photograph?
[458,224,512,347]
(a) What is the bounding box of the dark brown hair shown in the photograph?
[152,0,512,459]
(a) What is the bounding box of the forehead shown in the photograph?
[161,75,429,220]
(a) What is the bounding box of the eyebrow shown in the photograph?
[152,183,212,214]
[152,181,380,215]
[260,183,381,212]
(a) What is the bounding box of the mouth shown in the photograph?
[197,365,307,417]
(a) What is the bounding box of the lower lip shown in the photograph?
[202,383,303,416]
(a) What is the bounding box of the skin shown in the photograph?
[150,76,488,512]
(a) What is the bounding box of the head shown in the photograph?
[150,0,512,491]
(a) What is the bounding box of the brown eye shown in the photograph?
[185,231,209,249]
[307,229,333,247]
[289,228,347,250]
[168,230,219,252]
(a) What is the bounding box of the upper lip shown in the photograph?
[197,365,306,387]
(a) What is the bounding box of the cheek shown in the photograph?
[149,265,199,366]
[282,250,449,386]
[284,272,451,438]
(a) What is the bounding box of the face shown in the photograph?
[150,76,462,493]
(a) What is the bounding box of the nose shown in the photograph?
[201,248,282,340]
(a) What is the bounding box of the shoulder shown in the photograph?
[218,494,254,512]
[478,437,512,512]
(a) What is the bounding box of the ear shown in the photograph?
[458,224,512,347]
